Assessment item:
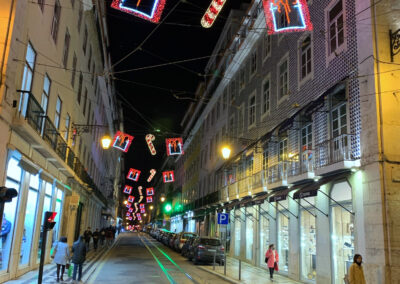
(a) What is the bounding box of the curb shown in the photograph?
[197,266,241,284]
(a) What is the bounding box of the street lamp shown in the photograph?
[160,196,166,202]
[221,146,231,160]
[123,200,128,205]
[150,205,154,210]
[101,135,112,149]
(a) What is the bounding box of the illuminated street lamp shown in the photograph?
[123,200,128,205]
[160,196,166,202]
[150,205,154,210]
[101,135,112,149]
[221,146,231,160]
[144,213,147,217]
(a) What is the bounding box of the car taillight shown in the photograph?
[198,245,205,250]
[180,239,186,243]
[220,247,225,251]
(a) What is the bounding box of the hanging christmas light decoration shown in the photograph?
[145,134,157,155]
[140,204,145,209]
[128,195,135,203]
[146,196,153,203]
[147,169,156,182]
[123,185,133,194]
[134,202,139,213]
[111,0,166,24]
[162,171,175,183]
[262,0,312,34]
[128,208,134,213]
[140,208,146,213]
[126,212,131,216]
[201,0,227,28]
[165,138,184,156]
[128,216,133,220]
[127,168,141,181]
[112,131,134,153]
[126,202,132,208]
[146,187,154,196]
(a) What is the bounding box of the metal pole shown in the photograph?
[38,227,48,284]
[213,251,216,270]
[0,202,4,233]
[224,225,227,275]
[239,259,241,280]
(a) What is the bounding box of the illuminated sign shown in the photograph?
[147,169,156,182]
[162,171,175,183]
[112,131,134,152]
[146,196,153,203]
[166,138,184,156]
[111,0,166,23]
[146,187,154,196]
[127,168,141,181]
[123,185,133,194]
[146,134,157,155]
[262,0,312,34]
[201,0,227,28]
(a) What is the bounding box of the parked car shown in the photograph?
[169,233,177,248]
[181,237,195,257]
[174,232,197,252]
[188,237,225,265]
[161,232,170,245]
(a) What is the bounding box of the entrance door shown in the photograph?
[74,203,83,241]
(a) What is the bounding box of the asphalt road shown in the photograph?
[87,232,230,284]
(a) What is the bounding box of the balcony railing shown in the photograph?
[315,134,354,168]
[268,162,288,184]
[20,91,45,135]
[43,116,59,150]
[288,150,315,177]
[66,147,75,169]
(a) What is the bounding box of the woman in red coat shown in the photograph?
[265,244,279,281]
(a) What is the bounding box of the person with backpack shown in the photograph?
[51,236,70,282]
[348,254,366,284]
[71,236,87,283]
[265,244,279,282]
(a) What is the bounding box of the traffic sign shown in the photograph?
[217,213,229,225]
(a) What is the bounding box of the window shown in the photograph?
[223,89,227,110]
[262,78,270,116]
[87,45,92,69]
[77,4,83,32]
[82,26,88,54]
[328,0,344,55]
[279,138,288,161]
[263,33,271,59]
[38,0,44,11]
[41,74,51,114]
[300,196,316,281]
[301,36,312,80]
[331,103,347,138]
[245,207,254,260]
[54,97,62,129]
[246,156,253,177]
[234,208,242,256]
[37,182,53,262]
[19,43,36,115]
[52,189,64,247]
[263,148,269,170]
[259,203,270,266]
[50,0,61,42]
[238,106,244,134]
[239,68,245,89]
[251,50,257,75]
[277,200,289,273]
[278,58,289,100]
[77,73,83,104]
[62,29,70,67]
[301,124,312,151]
[230,79,236,102]
[249,95,256,126]
[64,113,70,141]
[71,54,77,87]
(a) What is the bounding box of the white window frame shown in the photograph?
[277,53,289,105]
[325,0,347,64]
[54,96,62,129]
[248,92,256,129]
[41,74,51,114]
[64,113,71,141]
[261,74,271,120]
[263,32,272,61]
[298,33,314,88]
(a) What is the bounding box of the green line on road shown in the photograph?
[139,234,177,284]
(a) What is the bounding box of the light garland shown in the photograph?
[146,196,153,203]
[146,134,157,155]
[127,168,141,181]
[146,187,154,196]
[162,171,175,183]
[112,131,134,153]
[147,169,156,182]
[128,195,135,203]
[201,0,227,28]
[166,138,184,156]
[123,185,133,194]
[111,0,166,23]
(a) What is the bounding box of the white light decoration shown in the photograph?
[201,0,227,28]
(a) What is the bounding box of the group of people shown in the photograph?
[265,244,366,284]
[51,226,117,283]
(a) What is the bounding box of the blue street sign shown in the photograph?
[218,213,229,225]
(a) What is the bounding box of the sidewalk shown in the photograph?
[198,256,302,284]
[5,240,117,284]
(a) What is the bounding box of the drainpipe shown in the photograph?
[0,0,16,86]
[371,0,391,280]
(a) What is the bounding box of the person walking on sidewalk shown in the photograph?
[52,236,70,282]
[83,227,92,251]
[105,227,113,246]
[265,244,279,281]
[92,229,100,251]
[72,236,87,283]
[348,254,366,284]
[100,228,106,246]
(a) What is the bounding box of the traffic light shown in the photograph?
[164,203,172,213]
[0,186,18,203]
[43,211,57,231]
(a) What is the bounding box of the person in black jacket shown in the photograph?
[92,229,100,250]
[83,227,92,251]
[72,236,86,283]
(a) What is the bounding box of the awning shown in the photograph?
[225,199,240,211]
[238,196,252,208]
[268,188,292,202]
[252,192,269,205]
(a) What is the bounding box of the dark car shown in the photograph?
[181,237,195,257]
[188,237,225,265]
[168,233,177,248]
[174,232,197,252]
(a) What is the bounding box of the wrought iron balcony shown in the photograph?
[315,134,355,168]
[268,161,288,184]
[288,150,315,177]
[19,91,45,135]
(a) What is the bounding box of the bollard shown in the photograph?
[239,259,241,280]
[213,251,216,270]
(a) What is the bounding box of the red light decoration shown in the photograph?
[146,196,153,203]
[147,169,156,182]
[111,0,166,24]
[123,185,133,194]
[145,134,157,155]
[128,195,135,203]
[166,138,184,156]
[146,187,154,196]
[137,213,142,221]
[126,202,132,208]
[201,0,227,28]
[127,168,141,181]
[126,212,131,216]
[262,0,312,34]
[128,216,133,220]
[128,208,133,213]
[140,208,146,213]
[140,203,145,209]
[112,131,134,152]
[162,171,175,183]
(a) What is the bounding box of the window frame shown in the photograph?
[41,74,51,114]
[250,49,257,77]
[298,33,314,87]
[261,74,271,119]
[277,53,289,105]
[62,29,70,67]
[248,92,256,129]
[50,0,61,42]
[325,0,347,63]
[263,32,272,61]
[54,96,62,129]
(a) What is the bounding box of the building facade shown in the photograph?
[177,0,400,283]
[0,0,122,281]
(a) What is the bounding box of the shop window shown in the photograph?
[300,197,316,281]
[245,207,254,261]
[259,203,270,266]
[20,174,40,265]
[330,181,353,284]
[277,200,289,273]
[37,181,53,262]
[234,209,241,256]
[52,188,64,246]
[1,157,23,271]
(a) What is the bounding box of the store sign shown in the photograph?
[128,195,135,203]
[146,196,153,203]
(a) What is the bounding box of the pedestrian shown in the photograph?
[83,227,92,250]
[265,244,279,281]
[105,227,113,246]
[51,236,70,282]
[100,228,106,246]
[348,254,366,284]
[92,228,100,251]
[72,236,87,284]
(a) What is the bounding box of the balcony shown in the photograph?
[314,134,360,175]
[267,162,288,189]
[287,150,315,184]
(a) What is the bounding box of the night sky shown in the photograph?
[106,0,250,185]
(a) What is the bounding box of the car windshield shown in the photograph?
[200,238,221,246]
